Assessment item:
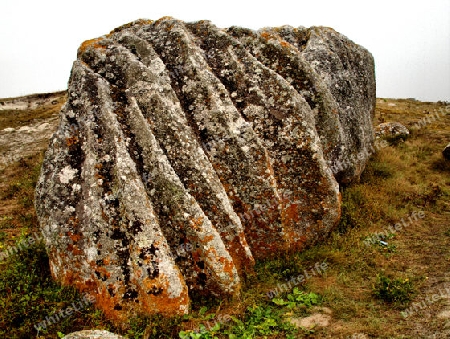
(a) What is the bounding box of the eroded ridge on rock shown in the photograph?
[35,17,375,321]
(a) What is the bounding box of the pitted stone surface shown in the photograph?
[35,17,375,322]
[375,122,410,140]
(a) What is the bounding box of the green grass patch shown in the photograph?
[179,288,321,339]
[0,241,106,338]
[372,273,415,305]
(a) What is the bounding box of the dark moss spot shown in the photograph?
[147,286,163,295]
[147,260,160,279]
[123,289,139,300]
[198,272,207,283]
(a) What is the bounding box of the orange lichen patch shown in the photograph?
[78,37,106,55]
[102,255,113,265]
[155,16,175,24]
[98,267,111,279]
[288,235,308,252]
[201,234,215,243]
[282,203,301,224]
[67,231,82,242]
[66,135,79,147]
[280,40,292,49]
[92,285,127,323]
[68,215,80,227]
[260,31,273,41]
[191,249,201,263]
[188,216,204,231]
[59,268,80,286]
[139,275,189,316]
[155,16,177,31]
[67,243,83,256]
[225,237,254,272]
[218,255,236,277]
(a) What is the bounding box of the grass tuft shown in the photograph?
[372,273,415,305]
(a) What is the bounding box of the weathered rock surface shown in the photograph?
[0,91,65,170]
[375,122,410,141]
[63,330,125,339]
[35,18,375,322]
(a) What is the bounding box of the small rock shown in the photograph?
[311,306,333,315]
[388,103,396,107]
[36,122,50,131]
[2,127,15,133]
[375,122,410,141]
[63,330,125,339]
[18,126,31,132]
[443,143,450,160]
[347,334,369,339]
[438,310,450,319]
[289,313,331,329]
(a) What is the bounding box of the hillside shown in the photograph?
[0,92,449,338]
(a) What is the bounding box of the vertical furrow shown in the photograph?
[124,95,241,297]
[77,37,242,298]
[114,32,255,271]
[92,73,190,318]
[37,60,190,321]
[186,21,340,249]
[267,26,376,182]
[228,27,348,181]
[141,18,291,256]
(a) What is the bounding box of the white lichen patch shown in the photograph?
[59,166,78,184]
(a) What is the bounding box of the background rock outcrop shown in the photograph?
[375,122,410,142]
[35,17,375,321]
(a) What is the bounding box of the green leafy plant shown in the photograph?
[179,323,220,339]
[178,289,323,339]
[0,241,105,338]
[272,287,321,308]
[372,273,415,304]
[224,305,295,338]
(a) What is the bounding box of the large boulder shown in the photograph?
[35,17,375,322]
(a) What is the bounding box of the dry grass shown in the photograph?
[0,91,65,130]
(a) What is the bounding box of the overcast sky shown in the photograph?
[1,0,449,101]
